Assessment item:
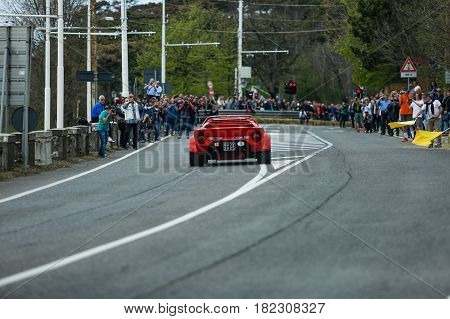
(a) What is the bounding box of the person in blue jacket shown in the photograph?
[91,95,106,123]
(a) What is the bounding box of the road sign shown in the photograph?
[76,71,115,82]
[76,71,94,82]
[0,26,33,110]
[400,57,417,78]
[0,26,33,167]
[97,72,115,82]
[241,66,252,79]
[12,106,38,132]
[445,70,450,84]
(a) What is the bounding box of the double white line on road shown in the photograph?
[0,131,332,290]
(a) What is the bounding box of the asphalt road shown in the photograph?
[0,125,449,298]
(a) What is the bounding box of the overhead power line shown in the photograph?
[211,0,345,7]
[245,28,344,34]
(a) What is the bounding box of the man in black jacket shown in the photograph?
[178,99,197,139]
[112,97,126,148]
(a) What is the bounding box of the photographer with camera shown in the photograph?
[178,98,197,139]
[123,94,140,150]
[144,79,156,100]
[151,101,163,141]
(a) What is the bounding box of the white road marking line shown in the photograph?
[271,143,325,147]
[272,159,296,170]
[272,155,305,160]
[0,131,332,289]
[272,147,320,151]
[0,136,171,204]
[0,165,267,288]
[272,145,322,149]
[269,132,310,136]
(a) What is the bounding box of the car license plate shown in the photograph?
[222,141,236,152]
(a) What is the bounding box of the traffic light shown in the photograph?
[284,81,297,95]
[355,86,364,99]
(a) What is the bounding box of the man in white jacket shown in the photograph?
[123,94,141,150]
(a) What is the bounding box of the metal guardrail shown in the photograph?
[197,109,299,123]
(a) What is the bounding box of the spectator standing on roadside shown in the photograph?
[165,100,178,136]
[339,99,349,128]
[399,89,413,142]
[112,97,126,148]
[391,92,401,137]
[370,96,379,132]
[418,93,443,148]
[145,79,156,100]
[362,98,373,133]
[441,89,450,135]
[178,98,197,139]
[154,81,163,101]
[409,92,424,135]
[91,95,106,123]
[379,94,392,135]
[353,97,363,132]
[430,81,438,99]
[151,101,162,141]
[299,106,309,125]
[123,94,140,150]
[97,105,112,158]
[412,81,422,94]
[348,100,355,128]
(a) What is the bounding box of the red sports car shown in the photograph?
[189,115,271,166]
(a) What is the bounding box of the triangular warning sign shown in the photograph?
[401,57,417,72]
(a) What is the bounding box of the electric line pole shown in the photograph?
[237,0,243,99]
[161,0,166,88]
[56,0,64,128]
[121,0,129,97]
[44,0,51,130]
[86,0,92,122]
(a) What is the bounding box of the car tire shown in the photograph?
[255,151,271,164]
[190,153,206,167]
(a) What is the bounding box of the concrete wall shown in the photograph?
[0,123,119,170]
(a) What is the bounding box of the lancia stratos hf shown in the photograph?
[189,115,271,166]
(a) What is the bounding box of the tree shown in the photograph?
[136,3,236,96]
[336,0,449,91]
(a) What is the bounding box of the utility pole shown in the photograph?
[91,0,98,103]
[161,0,166,88]
[86,0,92,122]
[44,0,51,130]
[237,0,243,99]
[56,0,64,128]
[121,0,129,97]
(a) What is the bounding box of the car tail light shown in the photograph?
[250,130,262,143]
[195,131,207,144]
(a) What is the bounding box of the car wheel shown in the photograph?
[256,151,271,164]
[190,153,206,167]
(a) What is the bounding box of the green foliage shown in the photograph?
[135,3,236,96]
[337,0,449,90]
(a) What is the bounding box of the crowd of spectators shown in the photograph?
[88,79,450,157]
